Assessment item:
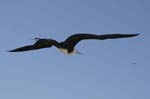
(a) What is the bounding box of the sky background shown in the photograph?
[0,0,149,99]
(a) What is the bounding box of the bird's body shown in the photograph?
[8,33,139,55]
[58,48,75,54]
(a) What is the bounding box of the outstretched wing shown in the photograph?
[8,39,53,52]
[64,33,139,49]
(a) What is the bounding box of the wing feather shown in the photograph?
[64,33,139,49]
[8,39,53,52]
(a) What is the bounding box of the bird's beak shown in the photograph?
[76,50,84,55]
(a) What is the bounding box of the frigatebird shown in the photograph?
[8,33,139,54]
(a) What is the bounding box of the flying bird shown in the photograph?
[8,33,139,55]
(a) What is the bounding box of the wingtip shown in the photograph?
[130,33,140,37]
[7,49,22,52]
[135,33,140,36]
[7,50,15,52]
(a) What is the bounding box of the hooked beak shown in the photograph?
[76,50,84,55]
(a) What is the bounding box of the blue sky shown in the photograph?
[0,0,149,99]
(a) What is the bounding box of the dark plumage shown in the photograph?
[8,33,139,54]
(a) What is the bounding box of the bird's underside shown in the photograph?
[8,33,139,54]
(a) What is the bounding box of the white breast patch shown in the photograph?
[58,48,78,55]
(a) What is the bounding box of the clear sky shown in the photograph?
[0,0,149,99]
